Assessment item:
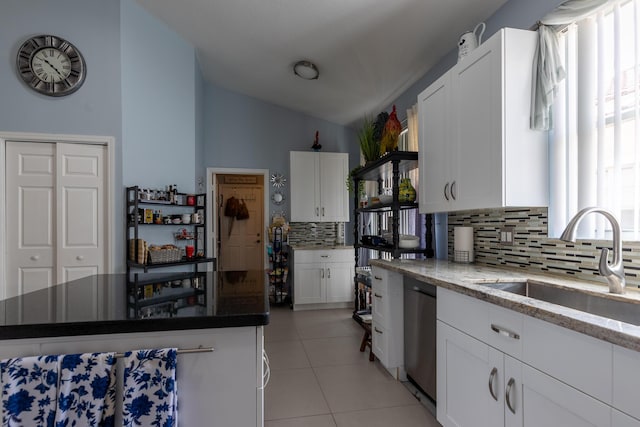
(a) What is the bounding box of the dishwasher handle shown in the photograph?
[411,286,437,298]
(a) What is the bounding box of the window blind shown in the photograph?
[550,0,640,240]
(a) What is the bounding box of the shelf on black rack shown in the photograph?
[127,257,216,271]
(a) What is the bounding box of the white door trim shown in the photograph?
[207,167,270,270]
[0,131,116,299]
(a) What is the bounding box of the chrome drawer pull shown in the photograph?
[374,293,383,298]
[374,327,383,334]
[488,367,498,401]
[506,378,516,414]
[491,324,520,340]
[373,276,383,280]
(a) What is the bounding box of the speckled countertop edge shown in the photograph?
[370,259,640,352]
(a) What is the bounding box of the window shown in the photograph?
[550,0,640,240]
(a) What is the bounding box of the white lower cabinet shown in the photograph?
[370,266,404,379]
[437,287,640,427]
[292,248,354,310]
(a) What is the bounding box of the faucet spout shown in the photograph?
[560,207,625,294]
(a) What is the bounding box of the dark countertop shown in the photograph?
[0,271,270,340]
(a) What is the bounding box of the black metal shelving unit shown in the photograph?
[125,185,215,318]
[352,151,434,312]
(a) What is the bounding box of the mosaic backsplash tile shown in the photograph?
[448,207,640,288]
[288,222,339,246]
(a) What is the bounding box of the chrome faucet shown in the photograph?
[560,207,626,294]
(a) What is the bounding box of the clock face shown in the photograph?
[17,35,86,97]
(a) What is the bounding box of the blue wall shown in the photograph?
[0,0,565,270]
[203,83,360,221]
[121,0,197,193]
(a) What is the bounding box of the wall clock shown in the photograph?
[16,34,86,97]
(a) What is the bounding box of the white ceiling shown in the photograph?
[137,0,509,126]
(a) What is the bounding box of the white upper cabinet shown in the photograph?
[418,28,548,214]
[290,151,349,222]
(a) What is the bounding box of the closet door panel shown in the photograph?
[6,142,55,300]
[56,143,106,285]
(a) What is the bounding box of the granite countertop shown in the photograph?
[0,271,269,340]
[371,259,640,351]
[290,245,354,250]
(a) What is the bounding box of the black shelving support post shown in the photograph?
[353,176,361,311]
[391,159,401,259]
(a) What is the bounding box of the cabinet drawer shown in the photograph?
[437,288,489,344]
[372,288,388,327]
[294,249,351,264]
[372,321,388,365]
[522,315,612,405]
[371,266,402,295]
[486,303,523,359]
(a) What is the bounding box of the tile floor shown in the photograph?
[264,306,442,427]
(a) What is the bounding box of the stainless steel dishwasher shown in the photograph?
[404,276,437,402]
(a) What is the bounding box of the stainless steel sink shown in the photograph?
[480,280,640,326]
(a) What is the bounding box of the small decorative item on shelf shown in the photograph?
[311,130,322,151]
[398,178,416,202]
[379,105,402,156]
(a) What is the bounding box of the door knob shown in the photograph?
[30,255,40,261]
[76,255,84,261]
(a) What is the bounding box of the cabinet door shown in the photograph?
[451,34,502,211]
[290,152,319,222]
[293,262,324,305]
[319,153,349,222]
[519,364,611,427]
[418,71,452,214]
[324,261,353,303]
[437,321,503,427]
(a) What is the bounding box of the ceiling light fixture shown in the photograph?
[293,60,319,80]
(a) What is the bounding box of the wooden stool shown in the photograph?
[359,320,375,361]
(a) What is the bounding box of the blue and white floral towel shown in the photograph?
[54,352,117,427]
[122,348,178,427]
[1,355,59,427]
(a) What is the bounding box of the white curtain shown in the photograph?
[531,0,609,130]
[406,104,419,152]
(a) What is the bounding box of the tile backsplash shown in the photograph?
[288,222,339,246]
[448,207,640,288]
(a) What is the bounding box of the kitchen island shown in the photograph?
[0,270,270,427]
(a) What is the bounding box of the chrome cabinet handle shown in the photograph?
[322,207,325,216]
[444,182,450,201]
[76,255,84,261]
[506,378,516,414]
[321,269,325,279]
[316,207,319,216]
[321,255,329,258]
[491,324,520,340]
[374,293,383,298]
[327,268,331,279]
[373,276,382,280]
[30,255,40,261]
[374,327,383,334]
[488,367,498,401]
[451,181,457,200]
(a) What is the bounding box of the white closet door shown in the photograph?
[5,142,56,324]
[5,141,107,323]
[6,143,56,295]
[56,143,106,321]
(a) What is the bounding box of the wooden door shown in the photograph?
[218,181,264,271]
